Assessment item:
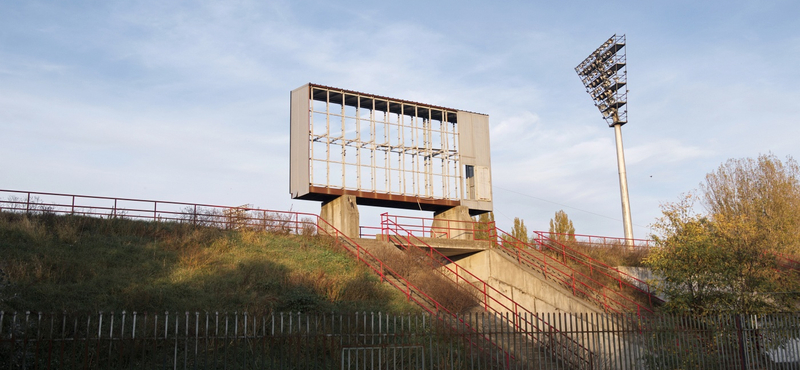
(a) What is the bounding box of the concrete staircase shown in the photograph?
[374,230,596,369]
[354,237,582,369]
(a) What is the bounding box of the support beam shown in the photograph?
[613,123,634,245]
[319,195,360,238]
[431,206,474,240]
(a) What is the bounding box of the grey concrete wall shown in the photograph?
[431,206,474,240]
[452,249,640,367]
[319,195,359,238]
[456,249,601,314]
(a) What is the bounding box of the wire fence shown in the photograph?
[2,311,800,370]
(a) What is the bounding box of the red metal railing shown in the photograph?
[528,231,659,303]
[371,214,653,247]
[371,213,496,240]
[776,253,800,272]
[541,232,654,248]
[379,214,660,313]
[381,214,595,370]
[0,189,513,365]
[315,223,514,365]
[495,228,655,316]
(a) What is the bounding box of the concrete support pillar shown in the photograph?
[319,195,359,238]
[431,206,474,240]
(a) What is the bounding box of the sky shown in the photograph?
[2,0,799,238]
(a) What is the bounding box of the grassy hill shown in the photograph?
[0,212,418,313]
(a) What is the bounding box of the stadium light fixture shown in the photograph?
[575,34,634,245]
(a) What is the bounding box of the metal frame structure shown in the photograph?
[5,311,799,369]
[575,35,634,243]
[290,84,492,215]
[575,34,628,127]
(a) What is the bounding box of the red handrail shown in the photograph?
[314,219,513,364]
[541,231,653,248]
[379,213,661,307]
[382,213,652,316]
[529,231,660,302]
[496,228,655,316]
[776,253,800,272]
[382,214,594,370]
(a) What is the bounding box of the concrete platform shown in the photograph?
[377,235,494,258]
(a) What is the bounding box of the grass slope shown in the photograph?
[0,212,418,313]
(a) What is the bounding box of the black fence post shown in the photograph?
[735,314,747,370]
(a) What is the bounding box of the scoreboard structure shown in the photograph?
[290,83,492,236]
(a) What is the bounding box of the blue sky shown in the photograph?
[2,0,799,238]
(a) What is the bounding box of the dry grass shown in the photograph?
[371,242,479,313]
[0,212,418,313]
[559,240,651,268]
[540,239,658,310]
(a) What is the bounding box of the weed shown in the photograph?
[371,241,479,313]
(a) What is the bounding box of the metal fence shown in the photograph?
[2,311,800,370]
[0,189,315,233]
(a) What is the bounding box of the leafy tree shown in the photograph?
[500,217,528,247]
[702,154,800,256]
[548,210,576,242]
[472,212,495,241]
[646,154,800,315]
[511,217,528,243]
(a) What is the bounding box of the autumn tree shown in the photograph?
[472,212,495,241]
[501,217,529,247]
[511,217,528,243]
[702,154,800,256]
[646,154,800,315]
[548,210,576,242]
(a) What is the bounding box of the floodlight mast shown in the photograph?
[575,34,634,246]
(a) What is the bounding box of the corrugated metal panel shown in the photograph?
[290,84,310,198]
[457,111,493,213]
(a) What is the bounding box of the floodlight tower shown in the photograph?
[575,34,634,245]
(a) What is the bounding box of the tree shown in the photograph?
[472,212,495,241]
[500,217,528,247]
[511,217,528,243]
[646,154,800,315]
[702,154,800,256]
[548,210,575,242]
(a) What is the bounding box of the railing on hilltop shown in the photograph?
[0,189,512,366]
[379,214,660,314]
[540,231,654,249]
[381,214,595,370]
[0,189,311,231]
